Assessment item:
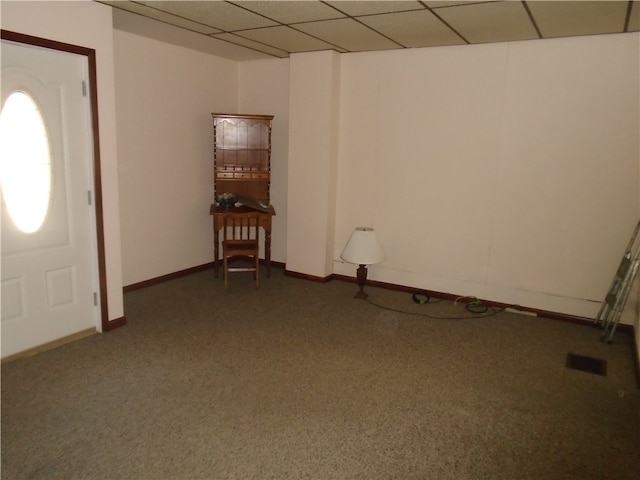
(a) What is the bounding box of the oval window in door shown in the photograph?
[0,91,52,234]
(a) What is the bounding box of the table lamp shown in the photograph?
[340,227,386,299]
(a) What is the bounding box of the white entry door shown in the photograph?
[1,40,98,358]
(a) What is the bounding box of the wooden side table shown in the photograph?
[210,204,275,278]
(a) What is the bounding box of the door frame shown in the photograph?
[1,29,123,332]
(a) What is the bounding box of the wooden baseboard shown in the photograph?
[124,264,631,333]
[283,269,332,282]
[124,261,287,292]
[104,316,127,331]
[1,328,97,363]
[329,273,633,330]
[123,263,216,292]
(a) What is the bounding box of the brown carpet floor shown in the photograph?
[2,268,639,479]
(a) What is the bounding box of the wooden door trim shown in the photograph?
[1,29,125,332]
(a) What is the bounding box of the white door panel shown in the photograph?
[1,40,98,358]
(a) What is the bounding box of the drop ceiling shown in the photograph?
[99,1,640,61]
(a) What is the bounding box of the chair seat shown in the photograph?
[223,239,258,252]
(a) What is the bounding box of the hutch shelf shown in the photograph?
[212,113,274,202]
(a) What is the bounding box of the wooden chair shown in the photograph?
[221,212,260,289]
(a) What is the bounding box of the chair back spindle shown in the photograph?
[221,212,260,289]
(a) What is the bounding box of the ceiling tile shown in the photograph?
[629,1,640,31]
[423,1,495,7]
[436,1,539,43]
[212,32,290,58]
[294,18,401,51]
[326,1,425,16]
[229,0,345,24]
[101,1,222,34]
[137,0,278,31]
[235,25,340,53]
[359,10,466,48]
[110,7,269,60]
[101,0,640,59]
[528,1,629,38]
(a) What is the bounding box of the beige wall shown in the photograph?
[238,58,290,263]
[114,30,239,286]
[2,0,125,325]
[114,26,639,324]
[115,48,291,285]
[326,33,639,320]
[287,51,342,277]
[489,35,639,315]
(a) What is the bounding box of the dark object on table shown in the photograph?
[217,192,237,207]
[235,194,272,213]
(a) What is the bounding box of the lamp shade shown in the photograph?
[340,227,386,265]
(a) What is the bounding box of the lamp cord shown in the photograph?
[366,292,504,320]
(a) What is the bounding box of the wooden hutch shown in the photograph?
[210,113,276,276]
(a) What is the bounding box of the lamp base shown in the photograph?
[353,289,368,300]
[354,264,369,299]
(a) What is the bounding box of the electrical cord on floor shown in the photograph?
[455,295,491,314]
[365,291,504,320]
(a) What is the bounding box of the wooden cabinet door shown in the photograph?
[212,113,273,202]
